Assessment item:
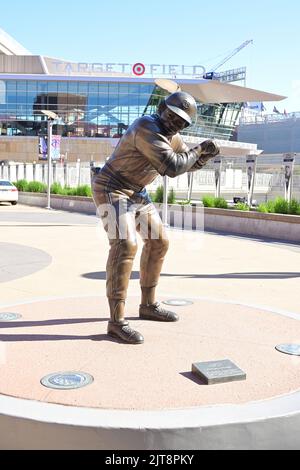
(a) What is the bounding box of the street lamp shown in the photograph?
[41,110,59,210]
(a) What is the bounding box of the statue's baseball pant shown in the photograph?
[92,184,169,301]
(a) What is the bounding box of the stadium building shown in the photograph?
[0,28,285,163]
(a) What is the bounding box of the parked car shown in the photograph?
[0,180,18,205]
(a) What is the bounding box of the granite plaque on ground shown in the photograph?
[192,360,246,385]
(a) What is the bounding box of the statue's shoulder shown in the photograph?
[134,115,161,134]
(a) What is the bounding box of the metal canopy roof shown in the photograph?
[0,28,31,56]
[179,79,286,104]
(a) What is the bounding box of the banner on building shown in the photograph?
[38,135,61,161]
[283,153,295,202]
[246,155,257,206]
[0,80,6,104]
[213,156,222,198]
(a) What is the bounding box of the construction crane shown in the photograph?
[210,40,253,73]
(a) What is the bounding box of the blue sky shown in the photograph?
[1,0,299,112]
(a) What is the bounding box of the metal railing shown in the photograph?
[2,159,300,204]
[239,111,300,125]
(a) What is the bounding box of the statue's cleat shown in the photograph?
[139,303,179,322]
[107,321,144,345]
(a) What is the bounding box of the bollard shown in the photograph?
[64,162,68,187]
[77,159,81,187]
[33,162,36,181]
[52,161,57,183]
[42,164,45,184]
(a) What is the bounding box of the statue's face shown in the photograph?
[160,108,189,134]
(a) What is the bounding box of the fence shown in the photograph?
[1,159,300,203]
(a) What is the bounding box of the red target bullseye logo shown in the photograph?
[133,63,146,76]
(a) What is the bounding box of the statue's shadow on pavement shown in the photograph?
[0,317,141,344]
[82,271,140,280]
[82,271,300,280]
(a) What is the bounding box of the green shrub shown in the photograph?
[266,200,275,213]
[214,197,228,209]
[15,179,28,192]
[235,202,250,211]
[27,181,47,193]
[288,199,300,215]
[153,185,164,203]
[257,203,269,213]
[258,200,275,213]
[75,185,92,197]
[202,195,215,207]
[168,188,176,205]
[51,182,63,194]
[61,187,77,196]
[273,197,289,214]
[258,198,300,215]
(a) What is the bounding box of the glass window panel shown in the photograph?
[58,82,68,93]
[108,94,119,106]
[138,84,153,94]
[38,82,48,93]
[47,81,58,93]
[78,82,88,94]
[6,93,16,104]
[88,95,98,106]
[118,95,131,106]
[17,94,27,104]
[98,83,109,94]
[17,81,27,92]
[128,84,141,94]
[27,91,38,100]
[6,81,16,91]
[128,95,139,106]
[109,83,119,94]
[27,81,38,91]
[68,82,78,94]
[98,95,109,105]
[88,83,98,94]
[119,83,129,94]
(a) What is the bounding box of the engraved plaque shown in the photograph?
[192,360,246,385]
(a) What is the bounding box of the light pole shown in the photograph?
[41,110,59,210]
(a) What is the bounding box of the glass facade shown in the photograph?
[0,79,158,138]
[182,102,243,140]
[0,78,241,140]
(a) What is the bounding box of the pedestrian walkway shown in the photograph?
[1,203,300,449]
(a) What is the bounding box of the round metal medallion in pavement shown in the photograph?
[0,313,22,321]
[163,299,194,307]
[41,372,94,390]
[275,344,300,356]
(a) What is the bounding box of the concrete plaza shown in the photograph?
[0,203,300,449]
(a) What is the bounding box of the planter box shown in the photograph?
[18,192,96,215]
[18,193,300,243]
[203,207,300,243]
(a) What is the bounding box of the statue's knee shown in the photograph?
[161,237,170,255]
[120,239,138,258]
[149,237,169,256]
